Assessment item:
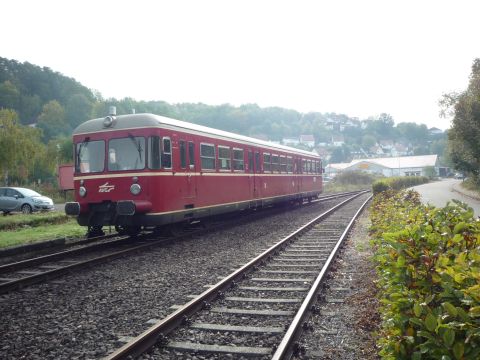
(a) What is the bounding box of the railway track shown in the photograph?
[0,192,360,295]
[106,191,371,359]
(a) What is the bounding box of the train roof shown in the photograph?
[73,113,319,158]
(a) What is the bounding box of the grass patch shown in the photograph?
[0,211,70,231]
[460,177,480,193]
[0,219,86,249]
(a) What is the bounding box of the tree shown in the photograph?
[366,113,395,140]
[0,80,20,110]
[329,145,351,163]
[0,109,44,185]
[37,100,69,141]
[361,134,377,149]
[447,59,480,183]
[66,93,93,128]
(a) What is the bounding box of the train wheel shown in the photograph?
[87,225,105,238]
[115,225,141,237]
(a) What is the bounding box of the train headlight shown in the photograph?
[130,183,141,195]
[79,186,87,197]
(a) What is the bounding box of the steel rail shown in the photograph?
[271,194,373,359]
[0,190,362,296]
[105,190,369,360]
[0,234,130,274]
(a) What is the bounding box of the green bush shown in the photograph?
[372,176,429,194]
[371,190,480,359]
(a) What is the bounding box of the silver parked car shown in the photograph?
[0,187,55,215]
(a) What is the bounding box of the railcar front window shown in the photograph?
[76,140,105,173]
[108,137,145,171]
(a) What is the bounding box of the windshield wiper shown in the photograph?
[128,134,143,161]
[76,137,90,171]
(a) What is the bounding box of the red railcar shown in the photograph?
[65,113,323,235]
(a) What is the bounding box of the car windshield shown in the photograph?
[18,188,41,197]
[108,136,145,171]
[75,140,105,173]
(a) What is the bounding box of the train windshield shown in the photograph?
[75,140,105,173]
[108,136,145,171]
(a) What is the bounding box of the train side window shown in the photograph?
[188,141,195,168]
[302,159,307,173]
[271,154,279,172]
[179,140,186,169]
[162,137,172,169]
[280,156,287,173]
[218,146,231,171]
[148,136,161,169]
[255,152,260,173]
[263,153,271,172]
[287,156,293,173]
[200,143,215,170]
[248,151,254,173]
[233,148,244,171]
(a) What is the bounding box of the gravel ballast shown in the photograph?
[1,200,344,359]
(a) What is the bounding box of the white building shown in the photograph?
[325,155,438,177]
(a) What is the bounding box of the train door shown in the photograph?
[247,150,256,198]
[254,150,262,199]
[179,140,196,200]
[296,157,302,194]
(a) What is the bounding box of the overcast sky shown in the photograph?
[3,0,479,129]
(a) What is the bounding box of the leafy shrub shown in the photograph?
[371,190,480,359]
[372,176,429,194]
[372,180,390,194]
[332,170,381,185]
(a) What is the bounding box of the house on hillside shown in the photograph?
[299,135,315,148]
[331,135,345,147]
[282,137,300,146]
[429,127,443,136]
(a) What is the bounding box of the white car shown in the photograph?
[0,187,55,215]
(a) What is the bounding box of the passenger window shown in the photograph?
[148,136,161,169]
[263,153,271,172]
[218,146,231,170]
[200,143,216,170]
[248,151,254,173]
[280,156,287,173]
[162,138,172,169]
[255,152,260,173]
[287,157,293,173]
[179,140,186,169]
[233,148,244,171]
[188,142,195,167]
[302,159,307,173]
[0,188,6,196]
[271,154,279,172]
